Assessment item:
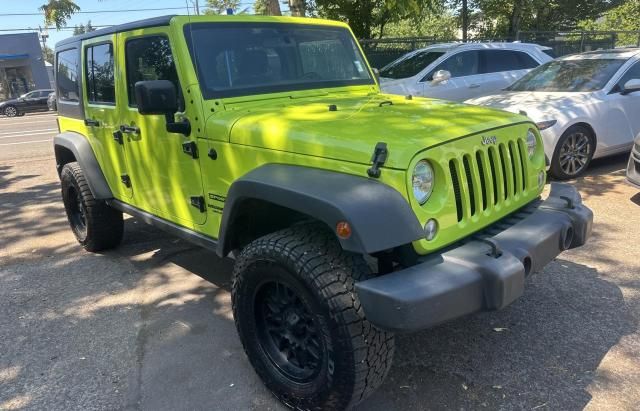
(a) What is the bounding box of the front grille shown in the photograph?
[449,138,529,223]
[635,159,640,174]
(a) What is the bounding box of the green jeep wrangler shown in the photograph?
[54,15,593,410]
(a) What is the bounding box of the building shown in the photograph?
[0,33,51,101]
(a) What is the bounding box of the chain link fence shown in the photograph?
[360,31,640,68]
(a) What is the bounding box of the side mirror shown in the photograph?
[431,69,451,86]
[134,80,190,135]
[622,79,640,95]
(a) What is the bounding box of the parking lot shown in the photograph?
[1,112,639,410]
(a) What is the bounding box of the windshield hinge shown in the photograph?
[367,142,388,178]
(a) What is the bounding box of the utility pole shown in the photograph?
[195,0,200,15]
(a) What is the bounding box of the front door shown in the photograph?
[82,35,132,200]
[117,29,206,226]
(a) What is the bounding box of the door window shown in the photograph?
[85,43,115,104]
[480,50,539,73]
[125,35,182,108]
[613,62,640,93]
[424,50,480,80]
[56,48,80,103]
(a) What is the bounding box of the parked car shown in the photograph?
[627,133,640,188]
[53,15,592,411]
[378,42,554,101]
[48,92,57,111]
[0,89,55,117]
[467,48,640,179]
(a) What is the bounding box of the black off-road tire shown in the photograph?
[232,225,395,411]
[549,125,596,180]
[60,162,123,251]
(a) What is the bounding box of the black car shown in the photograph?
[0,89,54,117]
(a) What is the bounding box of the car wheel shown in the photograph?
[61,162,124,251]
[232,224,394,410]
[4,105,18,117]
[550,125,596,180]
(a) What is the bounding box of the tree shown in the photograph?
[472,0,624,39]
[204,0,240,14]
[40,0,80,30]
[579,0,640,45]
[312,0,440,39]
[289,0,306,16]
[73,20,96,35]
[42,46,54,64]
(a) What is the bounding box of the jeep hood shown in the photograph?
[225,93,527,169]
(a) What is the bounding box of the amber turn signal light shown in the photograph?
[336,221,352,239]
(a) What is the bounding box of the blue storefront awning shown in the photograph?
[0,53,29,60]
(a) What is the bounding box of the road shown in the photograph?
[1,112,640,410]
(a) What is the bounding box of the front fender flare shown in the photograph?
[218,164,424,256]
[54,132,113,200]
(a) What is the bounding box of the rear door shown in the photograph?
[117,28,206,226]
[477,49,540,97]
[82,35,132,200]
[35,91,51,111]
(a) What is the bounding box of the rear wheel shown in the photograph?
[232,225,394,410]
[3,105,17,117]
[61,162,124,251]
[550,125,595,180]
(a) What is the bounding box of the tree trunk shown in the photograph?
[509,0,526,41]
[461,0,468,42]
[267,0,281,16]
[289,0,305,17]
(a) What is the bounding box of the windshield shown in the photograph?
[184,23,374,99]
[508,58,626,92]
[379,50,445,79]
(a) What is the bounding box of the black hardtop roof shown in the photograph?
[55,15,176,48]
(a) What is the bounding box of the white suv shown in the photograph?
[378,42,554,101]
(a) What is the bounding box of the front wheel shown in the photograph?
[549,125,596,180]
[232,225,394,410]
[3,105,18,117]
[60,162,124,251]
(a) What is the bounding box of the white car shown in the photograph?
[467,49,640,179]
[378,42,554,101]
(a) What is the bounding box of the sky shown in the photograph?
[0,0,287,48]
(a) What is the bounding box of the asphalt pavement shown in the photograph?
[1,112,639,410]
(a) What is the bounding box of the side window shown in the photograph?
[481,50,539,73]
[614,62,640,92]
[56,48,80,103]
[428,50,480,79]
[85,43,115,104]
[125,36,182,108]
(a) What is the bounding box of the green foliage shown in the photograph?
[204,0,241,14]
[42,46,54,64]
[73,21,95,35]
[40,0,80,30]
[310,0,441,39]
[579,0,640,45]
[379,7,457,38]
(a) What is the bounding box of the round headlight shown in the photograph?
[412,160,434,204]
[526,128,537,158]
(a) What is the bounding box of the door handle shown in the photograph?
[84,119,100,127]
[119,125,140,135]
[469,84,481,89]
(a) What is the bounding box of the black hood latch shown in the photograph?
[367,142,388,178]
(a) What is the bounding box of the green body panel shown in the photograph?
[57,14,547,255]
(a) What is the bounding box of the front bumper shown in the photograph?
[356,183,593,332]
[626,143,640,188]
